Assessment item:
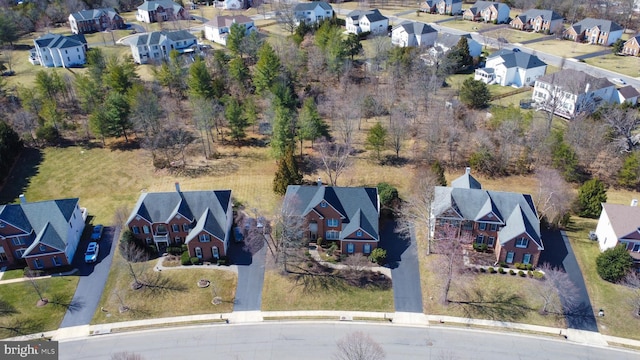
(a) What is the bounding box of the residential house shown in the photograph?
[29,33,87,68]
[204,15,256,46]
[420,0,437,13]
[129,30,197,64]
[564,18,623,46]
[293,2,334,25]
[463,1,510,24]
[391,21,437,47]
[474,49,546,87]
[430,33,482,57]
[136,0,186,23]
[594,201,640,268]
[68,8,125,34]
[431,168,544,267]
[283,183,380,255]
[345,9,388,35]
[126,184,233,261]
[617,85,640,105]
[0,195,87,271]
[532,69,617,119]
[622,34,640,56]
[222,0,245,9]
[510,9,563,34]
[436,0,462,15]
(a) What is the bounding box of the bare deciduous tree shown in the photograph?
[266,195,307,273]
[601,106,640,152]
[315,137,353,186]
[274,1,297,34]
[622,271,640,317]
[533,167,575,228]
[534,263,580,315]
[112,205,130,229]
[333,331,385,360]
[432,224,473,305]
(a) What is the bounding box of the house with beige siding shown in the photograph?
[564,18,623,46]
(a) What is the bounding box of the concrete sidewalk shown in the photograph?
[0,268,78,285]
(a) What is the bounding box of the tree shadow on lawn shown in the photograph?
[0,147,42,204]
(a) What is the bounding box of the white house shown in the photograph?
[345,9,388,35]
[293,1,333,25]
[29,33,87,68]
[532,69,617,119]
[222,0,245,10]
[436,0,462,15]
[474,49,546,87]
[595,201,640,267]
[129,30,197,64]
[136,0,185,23]
[431,33,482,57]
[391,21,437,47]
[204,15,256,46]
[617,85,640,106]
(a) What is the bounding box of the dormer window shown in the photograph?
[320,201,327,208]
[39,245,47,252]
[356,230,362,237]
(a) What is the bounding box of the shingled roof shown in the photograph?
[346,9,388,23]
[293,1,333,12]
[70,8,120,21]
[205,15,253,28]
[601,203,640,240]
[135,30,195,46]
[536,69,614,92]
[569,18,623,34]
[514,9,562,23]
[393,21,437,35]
[34,33,86,49]
[488,49,546,70]
[138,0,183,12]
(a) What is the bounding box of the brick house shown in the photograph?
[136,0,186,24]
[463,1,510,24]
[68,8,125,34]
[284,183,380,255]
[436,0,462,15]
[431,168,544,267]
[126,184,232,261]
[595,200,640,268]
[564,18,623,46]
[622,35,640,56]
[0,195,87,270]
[510,9,563,34]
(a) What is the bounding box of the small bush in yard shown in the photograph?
[479,267,486,273]
[498,267,505,274]
[488,266,496,273]
[369,248,387,264]
[190,257,200,265]
[509,269,516,275]
[527,270,533,277]
[518,270,526,277]
[533,271,544,279]
[181,251,191,266]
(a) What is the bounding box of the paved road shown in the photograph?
[538,229,598,332]
[379,220,423,313]
[59,226,119,328]
[58,322,640,359]
[229,240,267,312]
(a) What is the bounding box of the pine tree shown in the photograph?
[366,122,387,161]
[271,104,296,159]
[225,96,247,142]
[297,98,328,154]
[188,56,215,100]
[618,153,640,189]
[273,146,302,195]
[576,179,607,218]
[253,43,281,94]
[431,160,447,186]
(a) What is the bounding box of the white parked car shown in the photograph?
[610,78,626,85]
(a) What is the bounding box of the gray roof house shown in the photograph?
[345,9,389,35]
[595,201,640,267]
[126,184,233,260]
[475,49,547,87]
[564,18,624,46]
[29,33,88,68]
[129,30,197,64]
[431,33,482,57]
[0,195,87,270]
[293,1,334,25]
[431,168,543,266]
[391,21,437,47]
[68,8,125,34]
[136,0,186,23]
[510,9,563,33]
[283,184,380,255]
[617,85,640,105]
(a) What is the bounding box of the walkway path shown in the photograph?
[308,245,392,278]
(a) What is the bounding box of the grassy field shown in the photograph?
[585,54,640,78]
[526,39,605,59]
[564,217,640,340]
[93,251,236,324]
[484,28,547,44]
[0,276,80,339]
[0,269,25,281]
[397,12,450,24]
[261,270,394,312]
[443,20,495,33]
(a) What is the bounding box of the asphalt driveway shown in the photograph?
[59,226,119,328]
[229,239,266,312]
[538,229,598,332]
[379,220,424,313]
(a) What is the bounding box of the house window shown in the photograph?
[0,246,7,262]
[0,222,4,228]
[175,237,181,244]
[488,237,495,246]
[490,224,497,231]
[157,225,167,235]
[132,226,140,234]
[15,249,25,259]
[515,237,529,248]
[183,224,190,232]
[479,223,487,231]
[12,238,26,246]
[356,230,362,237]
[522,253,532,265]
[145,238,152,244]
[34,259,44,269]
[347,243,355,254]
[172,224,180,233]
[475,235,484,244]
[199,234,210,242]
[195,247,202,259]
[363,244,371,254]
[327,219,339,227]
[463,221,473,231]
[326,230,339,240]
[633,244,640,252]
[505,251,515,264]
[320,201,327,208]
[143,225,150,234]
[39,245,46,252]
[212,246,219,259]
[53,257,62,266]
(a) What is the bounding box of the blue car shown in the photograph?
[234,227,244,243]
[85,242,99,263]
[91,224,104,241]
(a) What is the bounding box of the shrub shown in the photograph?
[488,266,495,273]
[181,244,188,252]
[518,270,526,277]
[190,257,200,265]
[499,262,508,268]
[369,248,387,264]
[316,237,323,247]
[217,258,227,266]
[167,247,182,255]
[509,269,516,275]
[357,31,370,40]
[328,243,338,255]
[181,251,191,266]
[479,267,487,273]
[514,262,523,270]
[526,264,533,271]
[533,271,544,279]
[473,243,488,252]
[527,270,533,277]
[498,267,505,274]
[596,245,633,282]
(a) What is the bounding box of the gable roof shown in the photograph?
[135,30,196,46]
[467,1,509,14]
[435,32,473,48]
[515,9,562,23]
[488,49,546,70]
[138,0,183,12]
[440,0,462,4]
[625,34,640,46]
[293,1,333,12]
[394,21,437,35]
[451,168,482,189]
[422,0,438,7]
[284,185,380,241]
[569,18,623,34]
[346,9,387,22]
[70,8,120,21]
[602,203,640,240]
[34,33,85,49]
[619,85,640,99]
[205,15,253,29]
[535,69,614,93]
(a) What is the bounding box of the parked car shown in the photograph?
[85,242,99,263]
[610,77,626,85]
[91,224,104,241]
[234,227,244,243]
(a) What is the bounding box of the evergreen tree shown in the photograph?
[596,245,633,282]
[612,38,625,54]
[550,131,582,183]
[271,104,296,159]
[431,160,447,186]
[253,43,281,94]
[104,91,132,142]
[227,22,246,57]
[456,36,473,68]
[103,56,138,94]
[225,96,247,142]
[576,179,607,218]
[0,121,23,184]
[297,98,328,154]
[367,122,388,161]
[344,33,363,60]
[243,95,259,132]
[273,146,302,195]
[188,56,215,100]
[459,78,490,109]
[618,153,640,189]
[228,56,249,91]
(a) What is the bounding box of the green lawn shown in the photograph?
[526,39,606,59]
[443,20,495,33]
[262,270,394,312]
[0,276,80,339]
[584,54,640,78]
[0,269,25,281]
[484,28,547,44]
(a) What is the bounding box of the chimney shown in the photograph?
[632,199,638,207]
[585,83,591,93]
[465,167,471,175]
[175,182,181,193]
[317,177,322,187]
[19,194,26,204]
